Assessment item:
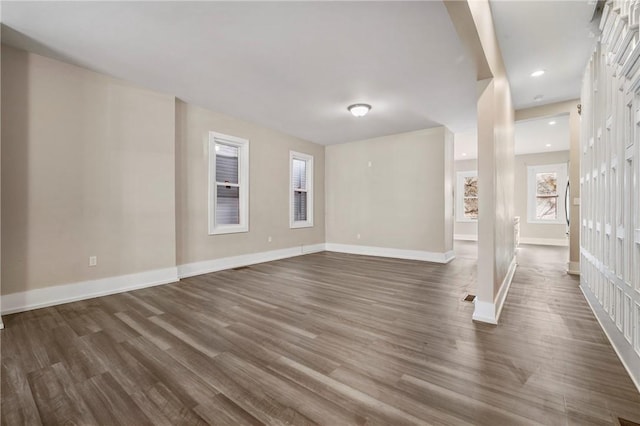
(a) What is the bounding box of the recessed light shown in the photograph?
[462,153,467,157]
[534,95,544,102]
[545,143,552,147]
[549,121,556,125]
[348,104,371,117]
[531,70,545,77]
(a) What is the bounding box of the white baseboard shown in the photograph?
[567,261,580,275]
[1,267,179,316]
[177,243,326,278]
[473,256,517,324]
[324,243,455,264]
[454,235,567,247]
[454,234,478,241]
[519,237,568,246]
[580,284,640,394]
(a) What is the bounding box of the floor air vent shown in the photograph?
[619,418,640,426]
[463,294,476,302]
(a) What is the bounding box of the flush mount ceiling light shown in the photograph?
[348,103,371,117]
[531,69,545,77]
[549,120,556,125]
[545,143,552,147]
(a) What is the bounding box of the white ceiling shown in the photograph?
[454,114,570,161]
[490,0,599,109]
[1,1,478,145]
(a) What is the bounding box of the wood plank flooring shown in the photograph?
[2,243,640,425]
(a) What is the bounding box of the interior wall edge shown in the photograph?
[472,255,517,324]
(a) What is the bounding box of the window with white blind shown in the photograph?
[527,163,567,224]
[208,132,249,235]
[290,151,313,228]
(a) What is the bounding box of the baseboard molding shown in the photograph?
[454,235,567,247]
[580,284,640,394]
[454,234,478,241]
[519,237,568,246]
[324,243,455,264]
[177,243,326,278]
[1,267,179,316]
[473,256,518,324]
[567,261,580,276]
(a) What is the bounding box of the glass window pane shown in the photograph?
[292,159,306,190]
[464,176,478,197]
[536,196,557,220]
[536,172,557,196]
[216,144,239,184]
[294,191,307,221]
[216,185,240,225]
[464,197,478,219]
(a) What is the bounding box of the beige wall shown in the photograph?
[443,129,454,252]
[455,151,570,242]
[175,101,325,265]
[1,46,177,295]
[325,127,453,254]
[1,45,326,298]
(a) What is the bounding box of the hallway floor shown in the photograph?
[1,245,639,425]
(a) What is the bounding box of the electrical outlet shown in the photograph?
[89,256,97,267]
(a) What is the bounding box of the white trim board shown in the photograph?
[454,235,567,246]
[472,256,518,324]
[324,243,455,264]
[454,234,478,241]
[177,244,325,278]
[1,267,179,316]
[519,237,568,247]
[567,261,580,276]
[580,284,640,394]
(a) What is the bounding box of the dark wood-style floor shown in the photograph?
[2,243,640,425]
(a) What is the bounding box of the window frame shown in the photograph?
[208,131,249,235]
[289,150,314,229]
[527,163,567,225]
[456,170,478,222]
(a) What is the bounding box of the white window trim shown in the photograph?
[290,151,314,229]
[527,162,567,225]
[456,170,478,222]
[208,131,249,235]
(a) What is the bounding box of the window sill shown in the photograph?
[290,222,314,229]
[209,225,249,235]
[527,220,565,225]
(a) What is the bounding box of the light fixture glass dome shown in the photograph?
[348,103,371,117]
